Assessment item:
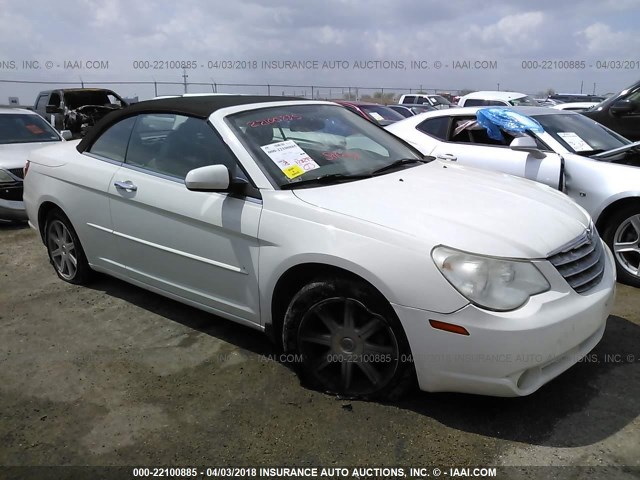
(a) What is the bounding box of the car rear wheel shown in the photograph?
[282,277,415,400]
[45,209,92,285]
[603,206,640,287]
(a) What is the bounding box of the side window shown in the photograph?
[88,116,136,162]
[126,114,244,180]
[487,100,507,106]
[626,90,640,102]
[392,107,412,118]
[451,117,513,147]
[469,128,512,146]
[35,94,49,111]
[402,95,416,104]
[416,117,449,140]
[463,99,485,107]
[48,92,61,107]
[106,94,123,106]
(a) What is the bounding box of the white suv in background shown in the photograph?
[399,94,455,109]
[458,91,540,107]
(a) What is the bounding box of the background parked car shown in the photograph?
[333,100,405,126]
[0,107,69,221]
[535,98,564,107]
[552,102,599,112]
[387,104,437,118]
[34,88,128,138]
[458,91,541,107]
[549,93,607,103]
[386,105,640,286]
[23,96,614,399]
[398,94,456,109]
[582,79,640,141]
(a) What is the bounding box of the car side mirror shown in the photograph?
[45,105,61,114]
[509,136,545,158]
[610,99,635,116]
[60,130,72,140]
[185,164,231,192]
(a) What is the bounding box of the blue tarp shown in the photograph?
[476,108,544,141]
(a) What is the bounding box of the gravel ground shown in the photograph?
[1,223,639,479]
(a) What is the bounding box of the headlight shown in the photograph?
[432,246,550,311]
[0,169,15,184]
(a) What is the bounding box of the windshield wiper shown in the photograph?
[591,141,640,158]
[370,158,429,176]
[280,173,372,189]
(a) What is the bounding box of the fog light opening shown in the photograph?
[517,367,541,390]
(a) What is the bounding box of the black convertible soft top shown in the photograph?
[76,95,303,152]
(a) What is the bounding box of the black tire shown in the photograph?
[282,276,415,400]
[602,205,640,288]
[44,209,93,285]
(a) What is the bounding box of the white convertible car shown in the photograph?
[386,106,640,287]
[24,96,615,399]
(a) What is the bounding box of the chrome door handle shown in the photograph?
[114,180,138,191]
[436,153,457,161]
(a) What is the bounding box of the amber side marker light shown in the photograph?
[429,319,470,336]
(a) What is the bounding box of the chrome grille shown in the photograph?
[548,229,605,294]
[8,168,24,179]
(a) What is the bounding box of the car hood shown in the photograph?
[0,141,62,169]
[292,161,590,259]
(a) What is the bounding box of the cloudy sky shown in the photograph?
[1,0,639,103]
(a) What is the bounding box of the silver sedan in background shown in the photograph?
[0,108,70,221]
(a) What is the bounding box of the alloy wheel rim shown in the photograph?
[297,297,399,396]
[613,214,640,278]
[47,220,78,280]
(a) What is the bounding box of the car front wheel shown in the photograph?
[45,209,92,285]
[603,206,640,287]
[283,277,415,400]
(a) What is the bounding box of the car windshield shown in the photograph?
[532,112,631,154]
[0,113,61,144]
[358,104,405,122]
[227,104,426,188]
[64,90,124,109]
[509,95,540,107]
[430,95,452,106]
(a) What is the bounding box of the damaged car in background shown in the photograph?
[34,88,128,138]
[387,106,640,286]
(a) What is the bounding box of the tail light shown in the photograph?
[24,160,30,178]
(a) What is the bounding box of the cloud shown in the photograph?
[578,22,640,54]
[0,0,638,101]
[459,11,546,57]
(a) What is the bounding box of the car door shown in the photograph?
[418,115,564,189]
[72,116,137,276]
[47,91,64,130]
[108,113,262,325]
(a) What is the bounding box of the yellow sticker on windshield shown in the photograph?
[260,140,320,179]
[283,165,305,179]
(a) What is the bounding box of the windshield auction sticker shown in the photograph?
[557,132,594,152]
[261,140,320,179]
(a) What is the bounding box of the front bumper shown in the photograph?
[0,198,27,221]
[394,242,616,397]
